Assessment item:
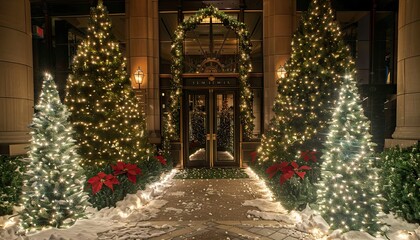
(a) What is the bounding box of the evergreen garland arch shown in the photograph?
[165,5,254,142]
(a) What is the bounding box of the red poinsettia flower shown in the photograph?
[112,162,142,183]
[266,162,290,179]
[155,155,167,165]
[300,150,317,162]
[250,151,258,163]
[87,172,120,194]
[280,161,311,185]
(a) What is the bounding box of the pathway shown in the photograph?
[97,173,315,240]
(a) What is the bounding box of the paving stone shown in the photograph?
[270,231,288,240]
[137,178,316,240]
[283,236,300,240]
[248,227,262,234]
[258,228,276,236]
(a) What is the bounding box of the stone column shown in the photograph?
[388,0,420,147]
[0,0,34,155]
[126,0,160,143]
[262,0,295,129]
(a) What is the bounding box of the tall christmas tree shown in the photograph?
[317,73,382,234]
[255,0,355,209]
[66,0,151,166]
[20,73,89,230]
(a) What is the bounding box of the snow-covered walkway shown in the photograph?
[96,175,314,239]
[1,168,419,240]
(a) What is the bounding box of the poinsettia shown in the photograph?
[87,172,120,194]
[266,161,312,185]
[155,155,167,165]
[300,150,317,162]
[266,162,289,178]
[112,162,141,183]
[280,161,311,185]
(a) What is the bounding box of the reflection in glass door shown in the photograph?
[215,92,236,166]
[186,93,208,167]
[184,90,238,168]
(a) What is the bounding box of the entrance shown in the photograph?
[184,88,240,168]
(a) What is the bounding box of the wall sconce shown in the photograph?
[276,65,286,79]
[133,66,144,88]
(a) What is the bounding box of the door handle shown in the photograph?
[206,134,217,140]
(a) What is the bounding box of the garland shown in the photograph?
[165,5,254,143]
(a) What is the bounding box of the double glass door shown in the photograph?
[184,89,239,168]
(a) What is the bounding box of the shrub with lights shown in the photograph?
[85,156,168,210]
[254,0,355,210]
[65,0,152,166]
[20,74,89,230]
[164,5,254,149]
[317,73,383,235]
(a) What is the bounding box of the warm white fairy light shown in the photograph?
[258,0,354,164]
[20,73,89,231]
[141,169,178,203]
[65,0,152,166]
[245,167,275,201]
[317,73,382,235]
[164,5,254,147]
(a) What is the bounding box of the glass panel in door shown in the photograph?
[215,92,236,165]
[187,93,207,166]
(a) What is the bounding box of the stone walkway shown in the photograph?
[97,177,315,240]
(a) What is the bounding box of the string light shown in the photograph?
[20,73,89,231]
[65,0,152,166]
[258,0,354,164]
[163,5,255,150]
[317,73,383,235]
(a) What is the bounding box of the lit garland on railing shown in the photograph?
[165,5,254,142]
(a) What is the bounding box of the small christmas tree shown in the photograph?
[317,73,382,234]
[20,73,89,230]
[66,0,151,166]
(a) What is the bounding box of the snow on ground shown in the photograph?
[244,167,420,240]
[0,169,178,240]
[1,167,419,240]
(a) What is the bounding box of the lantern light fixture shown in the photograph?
[134,66,144,88]
[277,65,286,79]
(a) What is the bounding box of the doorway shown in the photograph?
[184,89,240,168]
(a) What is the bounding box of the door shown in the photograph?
[184,89,239,168]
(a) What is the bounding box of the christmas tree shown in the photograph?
[317,73,382,234]
[255,0,355,209]
[217,98,233,152]
[66,0,151,166]
[20,73,89,230]
[191,107,206,146]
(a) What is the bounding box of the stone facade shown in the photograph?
[386,0,420,147]
[0,0,33,155]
